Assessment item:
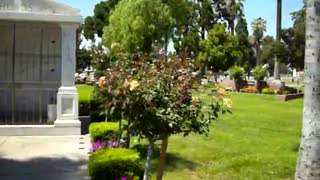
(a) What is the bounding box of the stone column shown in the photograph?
[54,23,80,128]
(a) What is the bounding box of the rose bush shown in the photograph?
[95,56,232,180]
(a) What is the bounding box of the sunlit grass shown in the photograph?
[78,85,303,179]
[151,92,302,180]
[76,84,94,101]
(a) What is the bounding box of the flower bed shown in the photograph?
[276,93,304,102]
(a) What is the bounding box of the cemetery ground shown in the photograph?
[77,85,302,180]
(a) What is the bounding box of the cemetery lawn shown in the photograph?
[76,85,303,179]
[146,92,303,180]
[76,84,94,101]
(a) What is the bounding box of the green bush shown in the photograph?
[78,98,106,121]
[253,66,267,81]
[79,100,90,116]
[90,88,107,122]
[230,65,244,80]
[88,148,143,180]
[262,88,275,95]
[89,122,119,141]
[90,111,106,122]
[278,90,290,95]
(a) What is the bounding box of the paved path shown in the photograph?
[0,135,90,180]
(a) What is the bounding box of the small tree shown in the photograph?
[198,23,242,79]
[98,57,231,180]
[253,66,267,93]
[230,65,245,91]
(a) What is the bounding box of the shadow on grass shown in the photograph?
[0,157,88,180]
[132,144,198,173]
[292,143,300,152]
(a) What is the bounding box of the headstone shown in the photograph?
[269,80,285,91]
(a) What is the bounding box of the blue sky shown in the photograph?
[57,0,304,37]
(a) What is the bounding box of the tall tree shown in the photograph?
[103,0,174,55]
[274,0,282,79]
[171,1,201,58]
[251,17,267,66]
[261,35,287,73]
[235,14,255,71]
[280,8,305,70]
[225,0,244,35]
[198,23,242,73]
[83,0,121,41]
[295,0,320,179]
[196,0,227,39]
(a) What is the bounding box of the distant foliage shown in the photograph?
[253,66,267,81]
[262,88,275,95]
[230,65,245,80]
[198,24,242,72]
[103,0,174,54]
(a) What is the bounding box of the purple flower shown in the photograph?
[117,177,132,180]
[90,140,103,152]
[107,140,117,148]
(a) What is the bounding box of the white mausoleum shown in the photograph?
[0,0,82,135]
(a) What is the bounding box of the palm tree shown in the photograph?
[225,0,244,35]
[274,0,282,79]
[295,0,320,179]
[251,17,267,66]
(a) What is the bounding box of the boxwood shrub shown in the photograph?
[88,148,143,180]
[78,99,106,122]
[89,122,119,141]
[79,100,91,116]
[262,88,275,95]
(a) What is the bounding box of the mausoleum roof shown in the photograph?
[0,0,82,23]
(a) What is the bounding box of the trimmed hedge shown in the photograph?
[262,88,275,95]
[78,99,106,122]
[89,122,119,141]
[88,148,143,180]
[89,98,106,122]
[79,100,90,116]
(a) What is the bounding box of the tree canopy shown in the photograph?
[198,23,242,72]
[102,0,174,54]
[83,0,121,40]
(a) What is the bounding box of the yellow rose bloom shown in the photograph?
[223,98,233,108]
[217,88,225,97]
[129,80,139,91]
[98,76,106,88]
[191,96,200,104]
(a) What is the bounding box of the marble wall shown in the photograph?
[0,21,61,124]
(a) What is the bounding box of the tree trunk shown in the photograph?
[126,120,131,149]
[235,79,241,92]
[256,46,260,66]
[274,57,280,79]
[117,119,122,148]
[143,139,154,180]
[230,22,235,36]
[295,1,320,179]
[274,0,282,79]
[201,26,206,40]
[156,137,169,180]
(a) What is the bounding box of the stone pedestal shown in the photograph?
[54,87,80,127]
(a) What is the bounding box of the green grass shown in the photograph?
[134,92,303,180]
[77,85,303,179]
[76,84,94,101]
